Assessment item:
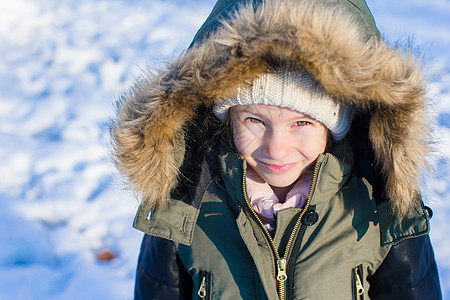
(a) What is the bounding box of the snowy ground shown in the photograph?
[0,0,448,299]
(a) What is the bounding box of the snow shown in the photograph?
[0,0,449,299]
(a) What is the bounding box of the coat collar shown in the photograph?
[218,151,352,207]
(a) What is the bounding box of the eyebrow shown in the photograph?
[288,114,316,122]
[236,106,258,114]
[235,106,317,122]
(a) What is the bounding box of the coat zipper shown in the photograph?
[242,160,321,300]
[352,265,365,300]
[284,206,316,299]
[197,271,211,300]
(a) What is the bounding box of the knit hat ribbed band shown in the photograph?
[214,66,356,141]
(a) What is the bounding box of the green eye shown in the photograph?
[248,117,262,124]
[295,121,310,126]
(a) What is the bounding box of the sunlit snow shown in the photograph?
[0,0,449,299]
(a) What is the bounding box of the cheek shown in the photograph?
[297,128,328,158]
[307,130,328,156]
[233,125,261,156]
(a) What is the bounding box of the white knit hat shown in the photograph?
[214,66,356,140]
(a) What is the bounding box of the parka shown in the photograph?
[110,0,442,299]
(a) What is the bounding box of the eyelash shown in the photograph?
[247,117,263,124]
[295,121,311,126]
[245,117,311,126]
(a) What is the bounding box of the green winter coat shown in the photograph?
[111,0,437,298]
[132,148,429,299]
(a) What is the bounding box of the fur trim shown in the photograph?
[111,0,430,217]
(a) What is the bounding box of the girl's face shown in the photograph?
[232,104,328,188]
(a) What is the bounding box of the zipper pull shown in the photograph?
[277,258,287,282]
[355,267,364,296]
[198,274,207,298]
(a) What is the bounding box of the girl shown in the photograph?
[111,0,442,299]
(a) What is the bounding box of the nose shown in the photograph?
[262,129,292,160]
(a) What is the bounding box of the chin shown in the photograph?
[265,177,298,188]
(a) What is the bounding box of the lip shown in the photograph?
[259,161,297,174]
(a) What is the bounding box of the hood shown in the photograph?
[111,0,431,218]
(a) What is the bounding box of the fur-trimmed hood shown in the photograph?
[111,0,430,218]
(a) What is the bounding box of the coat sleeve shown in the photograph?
[368,234,442,300]
[135,234,193,300]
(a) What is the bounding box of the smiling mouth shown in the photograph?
[260,161,297,174]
